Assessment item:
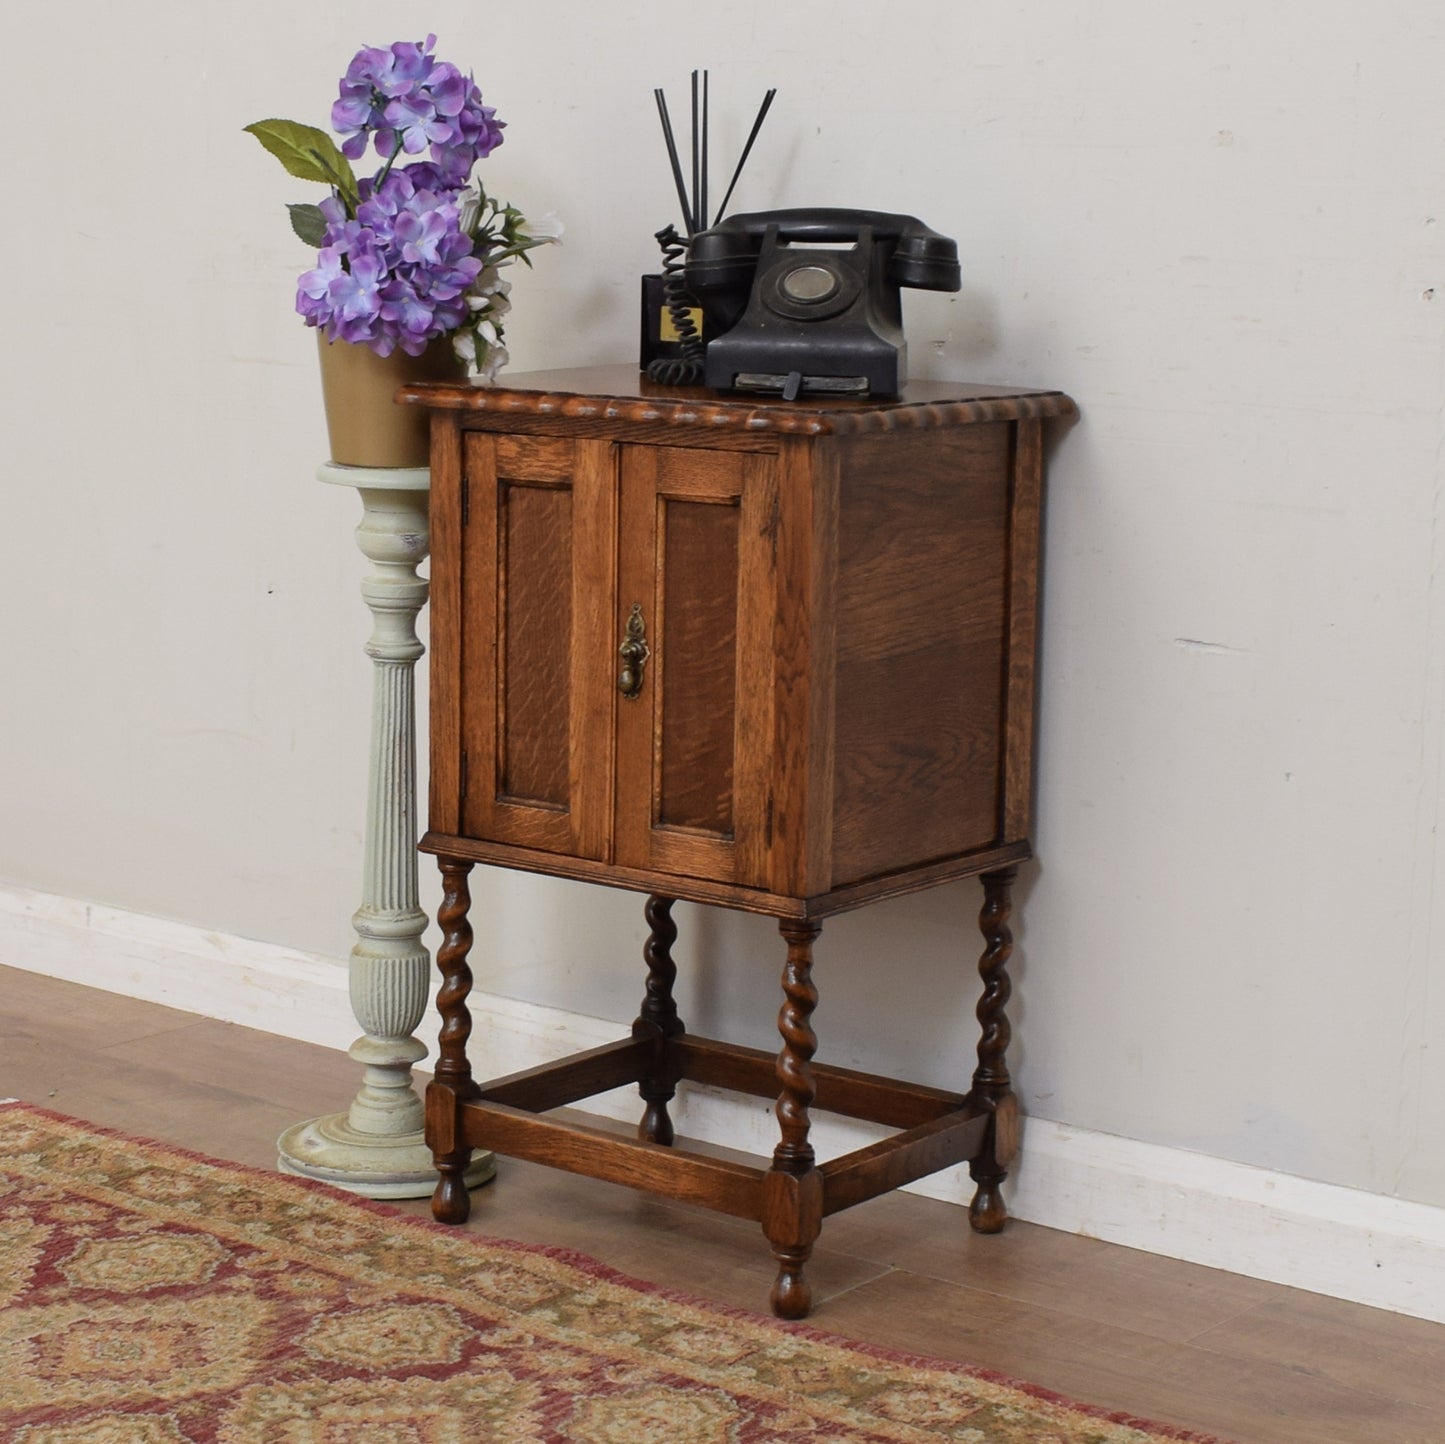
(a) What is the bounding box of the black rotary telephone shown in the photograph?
[684,208,961,398]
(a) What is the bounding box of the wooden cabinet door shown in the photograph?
[458,432,616,859]
[613,445,778,886]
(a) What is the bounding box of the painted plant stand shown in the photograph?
[275,462,494,1199]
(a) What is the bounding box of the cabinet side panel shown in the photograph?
[658,497,740,832]
[831,425,1009,885]
[1002,419,1044,843]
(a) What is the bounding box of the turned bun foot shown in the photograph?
[432,1166,473,1224]
[770,1248,813,1319]
[638,1101,676,1147]
[968,1180,1008,1234]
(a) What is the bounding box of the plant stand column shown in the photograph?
[276,462,494,1198]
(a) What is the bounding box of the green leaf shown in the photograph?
[287,203,328,248]
[306,146,357,206]
[244,119,356,196]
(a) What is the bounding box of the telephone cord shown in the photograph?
[646,225,706,386]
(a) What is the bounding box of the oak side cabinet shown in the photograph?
[401,365,1075,1318]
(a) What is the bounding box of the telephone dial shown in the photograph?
[684,208,961,398]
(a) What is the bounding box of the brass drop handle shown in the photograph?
[617,603,650,699]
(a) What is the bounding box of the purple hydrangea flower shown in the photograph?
[394,205,450,267]
[298,242,392,349]
[332,37,437,157]
[454,97,505,161]
[331,51,388,155]
[383,66,465,154]
[297,246,346,318]
[329,35,504,179]
[390,160,449,193]
[295,160,481,355]
[288,38,533,362]
[378,277,437,353]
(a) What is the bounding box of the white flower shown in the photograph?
[469,265,513,302]
[458,184,483,236]
[475,341,509,383]
[467,288,511,316]
[520,211,564,243]
[453,325,510,384]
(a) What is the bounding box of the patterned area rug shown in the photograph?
[0,1102,1231,1443]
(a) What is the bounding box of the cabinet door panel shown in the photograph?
[657,498,739,832]
[615,446,776,886]
[498,477,573,807]
[460,432,615,858]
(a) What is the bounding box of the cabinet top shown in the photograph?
[399,365,1076,437]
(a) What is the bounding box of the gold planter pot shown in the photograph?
[317,334,465,469]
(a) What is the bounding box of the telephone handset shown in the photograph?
[684,208,960,397]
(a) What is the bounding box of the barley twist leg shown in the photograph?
[633,895,685,1145]
[429,858,479,1224]
[967,867,1019,1234]
[765,918,824,1319]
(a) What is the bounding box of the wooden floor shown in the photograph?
[4,965,1443,1443]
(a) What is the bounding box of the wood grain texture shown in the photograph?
[657,495,740,832]
[967,867,1018,1236]
[633,895,685,1146]
[1002,420,1045,842]
[565,440,619,862]
[426,414,464,836]
[429,857,479,1223]
[419,827,1032,920]
[772,919,822,1177]
[497,478,572,806]
[458,432,615,859]
[817,1268,1444,1444]
[476,1037,651,1112]
[411,370,1072,1316]
[428,373,1062,905]
[819,1110,991,1216]
[613,446,776,887]
[768,438,836,898]
[673,1034,972,1126]
[455,412,785,452]
[767,918,825,1316]
[431,858,478,1098]
[399,365,1077,435]
[424,863,1007,1318]
[458,1098,765,1219]
[729,454,782,888]
[762,1166,824,1319]
[830,424,1010,886]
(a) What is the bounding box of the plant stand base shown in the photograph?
[278,1113,495,1200]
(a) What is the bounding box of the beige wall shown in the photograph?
[7,1,1444,1207]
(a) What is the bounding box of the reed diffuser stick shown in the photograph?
[713,87,776,226]
[653,76,776,234]
[653,88,694,235]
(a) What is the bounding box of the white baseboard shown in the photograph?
[0,884,359,1052]
[4,879,1443,1324]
